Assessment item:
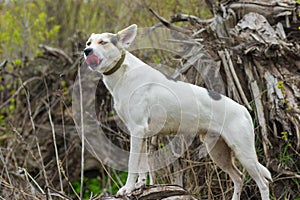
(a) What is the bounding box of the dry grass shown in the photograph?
[1,8,300,198]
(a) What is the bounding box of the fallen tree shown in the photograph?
[98,185,197,200]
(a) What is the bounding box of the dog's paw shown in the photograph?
[116,184,135,197]
[135,179,146,189]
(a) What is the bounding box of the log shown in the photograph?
[214,0,299,28]
[38,44,73,64]
[98,185,198,200]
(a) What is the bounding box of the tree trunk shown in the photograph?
[98,185,198,200]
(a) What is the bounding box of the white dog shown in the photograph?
[83,24,272,200]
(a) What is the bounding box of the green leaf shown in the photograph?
[14,59,22,66]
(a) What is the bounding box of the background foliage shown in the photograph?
[0,0,209,60]
[0,0,299,200]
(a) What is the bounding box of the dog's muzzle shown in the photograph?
[84,47,93,56]
[84,48,101,67]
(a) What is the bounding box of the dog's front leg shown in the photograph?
[135,138,148,189]
[117,132,147,196]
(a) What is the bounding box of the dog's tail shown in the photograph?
[258,163,272,182]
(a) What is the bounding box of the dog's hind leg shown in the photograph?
[206,136,243,200]
[234,148,271,200]
[228,125,271,200]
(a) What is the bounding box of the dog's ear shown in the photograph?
[117,24,137,49]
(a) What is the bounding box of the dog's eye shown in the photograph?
[86,41,91,46]
[98,40,108,45]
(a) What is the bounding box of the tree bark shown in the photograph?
[98,185,198,200]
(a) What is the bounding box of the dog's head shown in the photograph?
[83,24,137,73]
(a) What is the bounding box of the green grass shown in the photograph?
[278,142,296,168]
[72,171,128,199]
[72,177,102,199]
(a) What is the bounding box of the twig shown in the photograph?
[39,44,73,64]
[78,66,85,199]
[84,138,121,189]
[0,60,8,70]
[47,187,72,200]
[0,76,42,110]
[23,83,35,133]
[204,0,214,14]
[85,111,123,136]
[43,78,64,193]
[111,169,124,188]
[192,28,207,37]
[84,115,131,176]
[218,50,240,99]
[149,7,192,34]
[0,148,13,197]
[60,100,70,188]
[172,47,205,79]
[183,138,198,189]
[0,178,40,200]
[213,164,226,200]
[9,123,39,162]
[205,157,213,199]
[271,165,300,180]
[171,13,214,25]
[165,39,202,45]
[0,134,12,141]
[35,137,52,200]
[245,62,272,164]
[225,49,252,110]
[59,160,81,200]
[18,167,45,195]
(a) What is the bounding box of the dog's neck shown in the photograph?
[103,53,126,76]
[102,51,144,94]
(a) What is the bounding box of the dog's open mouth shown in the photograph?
[86,54,102,68]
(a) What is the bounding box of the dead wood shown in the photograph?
[39,44,73,65]
[148,0,300,199]
[0,60,8,70]
[97,185,198,200]
[149,8,192,34]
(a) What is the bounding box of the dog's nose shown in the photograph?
[84,48,93,56]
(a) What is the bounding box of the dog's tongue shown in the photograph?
[86,55,100,65]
